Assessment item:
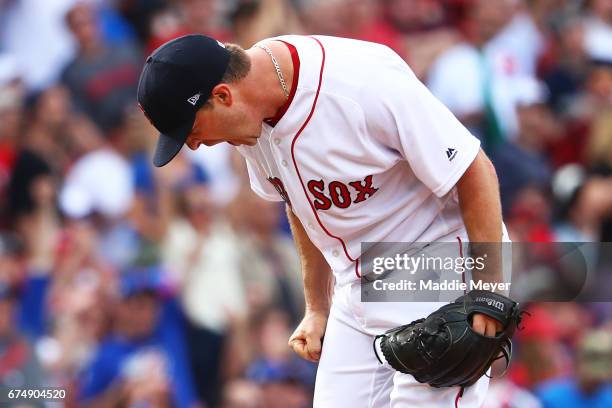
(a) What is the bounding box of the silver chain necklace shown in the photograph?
[254,43,289,99]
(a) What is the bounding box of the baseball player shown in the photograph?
[137,34,521,407]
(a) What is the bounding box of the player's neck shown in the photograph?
[244,44,293,120]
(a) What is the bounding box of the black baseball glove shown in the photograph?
[374,290,524,388]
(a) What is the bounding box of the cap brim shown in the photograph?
[153,120,194,167]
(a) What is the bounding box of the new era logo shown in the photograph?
[446,148,457,161]
[187,93,201,106]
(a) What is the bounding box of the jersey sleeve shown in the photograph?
[243,156,284,202]
[364,55,481,197]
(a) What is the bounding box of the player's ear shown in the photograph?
[211,84,232,107]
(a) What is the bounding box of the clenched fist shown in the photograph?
[288,310,328,362]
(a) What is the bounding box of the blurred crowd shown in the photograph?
[0,0,611,407]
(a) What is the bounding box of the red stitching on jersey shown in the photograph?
[454,386,464,408]
[457,236,466,294]
[290,36,361,278]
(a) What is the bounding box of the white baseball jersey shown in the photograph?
[237,35,481,286]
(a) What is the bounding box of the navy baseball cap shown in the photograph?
[137,34,230,167]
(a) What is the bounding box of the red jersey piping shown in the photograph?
[455,386,464,407]
[289,36,361,279]
[457,236,466,294]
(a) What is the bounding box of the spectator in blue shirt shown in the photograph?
[78,267,200,408]
[536,328,612,408]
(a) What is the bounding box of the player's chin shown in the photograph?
[241,136,259,146]
[226,136,259,147]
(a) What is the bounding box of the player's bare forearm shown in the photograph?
[286,205,332,361]
[456,149,503,285]
[285,205,333,313]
